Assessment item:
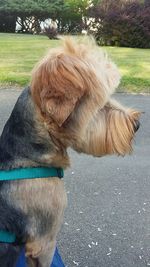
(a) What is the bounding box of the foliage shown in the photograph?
[0,0,100,34]
[0,14,16,33]
[0,0,97,33]
[89,0,150,48]
[57,0,91,34]
[0,0,64,33]
[0,0,63,18]
[0,0,97,34]
[44,25,58,39]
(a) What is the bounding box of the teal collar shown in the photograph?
[0,166,64,243]
[0,230,16,243]
[0,166,64,181]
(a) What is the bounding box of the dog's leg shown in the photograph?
[27,257,38,267]
[24,178,67,267]
[26,185,67,266]
[26,238,56,267]
[27,257,42,267]
[37,239,56,267]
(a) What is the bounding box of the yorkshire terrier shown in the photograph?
[0,37,140,267]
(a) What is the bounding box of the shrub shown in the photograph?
[89,1,150,48]
[44,26,58,39]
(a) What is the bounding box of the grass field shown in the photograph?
[0,33,150,93]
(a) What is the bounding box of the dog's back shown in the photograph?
[0,88,33,266]
[0,87,45,266]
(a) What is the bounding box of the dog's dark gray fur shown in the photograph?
[0,87,51,170]
[0,87,52,267]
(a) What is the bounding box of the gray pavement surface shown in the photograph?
[0,88,150,267]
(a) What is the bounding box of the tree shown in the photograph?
[89,0,150,48]
[57,0,91,33]
[0,0,64,33]
[0,0,97,34]
[0,14,16,32]
[0,0,63,17]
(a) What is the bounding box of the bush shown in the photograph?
[44,26,58,39]
[89,1,150,48]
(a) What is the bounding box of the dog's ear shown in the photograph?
[40,84,83,127]
[31,53,90,126]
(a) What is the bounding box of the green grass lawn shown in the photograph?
[0,33,150,93]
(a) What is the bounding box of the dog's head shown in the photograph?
[31,37,140,157]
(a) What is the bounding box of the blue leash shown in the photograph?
[16,247,65,267]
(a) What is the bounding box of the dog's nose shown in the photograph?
[134,120,140,132]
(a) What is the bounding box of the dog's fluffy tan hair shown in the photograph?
[31,37,140,158]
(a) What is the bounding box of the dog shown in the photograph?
[0,37,140,267]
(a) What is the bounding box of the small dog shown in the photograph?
[0,37,140,267]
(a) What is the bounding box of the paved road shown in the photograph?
[0,89,150,267]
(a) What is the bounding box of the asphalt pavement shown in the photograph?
[0,88,150,267]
